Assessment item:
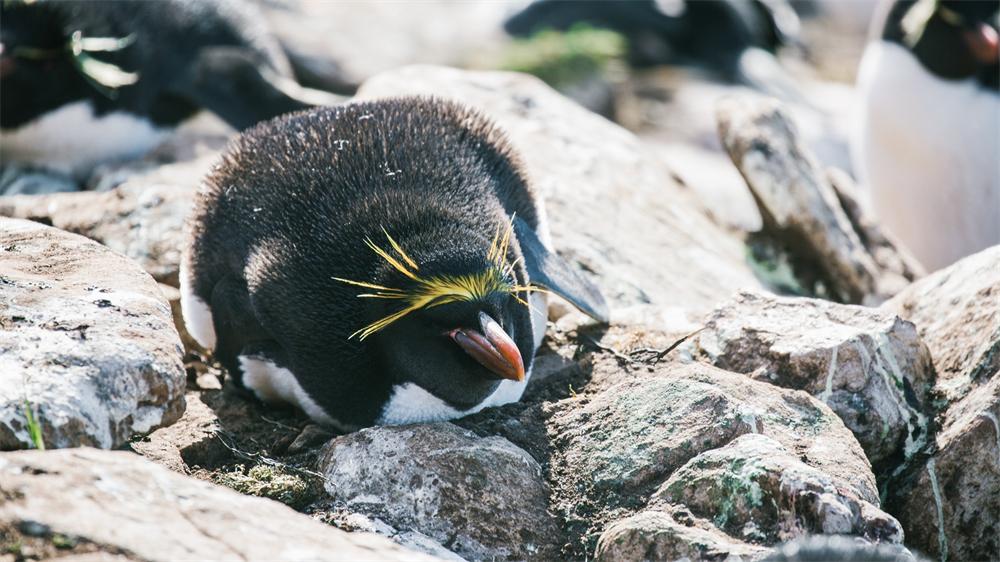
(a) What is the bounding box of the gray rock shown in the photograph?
[595,508,768,562]
[0,219,185,450]
[0,448,439,561]
[716,95,909,304]
[883,246,1000,562]
[695,290,935,474]
[358,65,763,320]
[0,155,214,286]
[0,165,79,196]
[544,362,898,557]
[763,535,920,562]
[653,434,902,544]
[320,422,562,561]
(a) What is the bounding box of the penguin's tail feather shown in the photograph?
[281,42,360,96]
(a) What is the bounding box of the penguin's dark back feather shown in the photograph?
[187,97,542,420]
[1,0,291,128]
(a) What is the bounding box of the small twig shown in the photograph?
[632,326,706,364]
[260,416,299,432]
[584,336,634,365]
[215,431,325,481]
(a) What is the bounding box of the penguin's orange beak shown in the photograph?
[964,22,1000,65]
[448,312,525,382]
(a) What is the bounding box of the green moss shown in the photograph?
[500,24,626,87]
[51,534,76,550]
[213,464,316,509]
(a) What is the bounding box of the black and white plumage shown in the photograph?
[180,97,608,429]
[0,0,350,178]
[854,0,999,271]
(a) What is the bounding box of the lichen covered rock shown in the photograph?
[0,218,185,450]
[696,290,935,475]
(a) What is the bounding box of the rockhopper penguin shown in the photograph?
[854,0,999,271]
[181,97,609,430]
[0,0,348,179]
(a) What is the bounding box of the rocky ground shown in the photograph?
[1,5,998,562]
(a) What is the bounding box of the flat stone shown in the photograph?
[0,219,185,450]
[0,448,439,561]
[0,156,214,286]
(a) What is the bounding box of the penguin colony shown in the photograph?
[0,0,347,179]
[181,98,608,429]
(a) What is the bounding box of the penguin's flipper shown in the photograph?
[172,47,317,130]
[513,216,610,323]
[209,274,277,389]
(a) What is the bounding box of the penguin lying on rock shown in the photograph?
[0,0,351,179]
[854,0,999,271]
[181,97,609,430]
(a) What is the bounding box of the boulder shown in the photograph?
[358,64,763,320]
[541,361,899,558]
[716,95,917,305]
[594,508,768,562]
[883,247,1000,561]
[0,155,213,286]
[0,448,438,561]
[0,219,185,450]
[695,290,935,475]
[319,422,562,561]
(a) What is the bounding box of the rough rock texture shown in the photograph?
[0,156,213,286]
[594,508,768,562]
[763,535,920,562]
[534,360,900,558]
[695,290,935,475]
[716,95,915,305]
[883,247,1000,562]
[0,448,438,561]
[653,434,901,543]
[0,219,185,450]
[320,423,562,561]
[358,64,763,320]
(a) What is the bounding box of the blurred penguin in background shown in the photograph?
[504,0,804,99]
[854,0,999,272]
[0,0,353,183]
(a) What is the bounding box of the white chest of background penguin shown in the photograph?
[181,97,609,430]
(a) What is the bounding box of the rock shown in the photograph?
[0,155,214,286]
[0,448,438,561]
[544,361,898,558]
[695,290,935,475]
[286,423,334,455]
[0,219,185,450]
[358,64,763,320]
[319,422,562,561]
[653,434,902,543]
[594,508,768,562]
[882,247,1000,562]
[0,165,78,196]
[130,392,221,473]
[763,535,920,562]
[716,95,914,304]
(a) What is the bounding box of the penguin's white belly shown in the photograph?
[237,355,352,430]
[854,41,1000,272]
[0,100,167,178]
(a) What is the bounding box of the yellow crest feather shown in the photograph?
[333,217,545,341]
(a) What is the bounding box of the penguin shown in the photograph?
[180,97,609,430]
[853,0,999,271]
[0,0,351,180]
[503,0,803,96]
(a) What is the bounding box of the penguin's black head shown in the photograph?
[335,224,538,410]
[0,1,83,129]
[889,0,999,86]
